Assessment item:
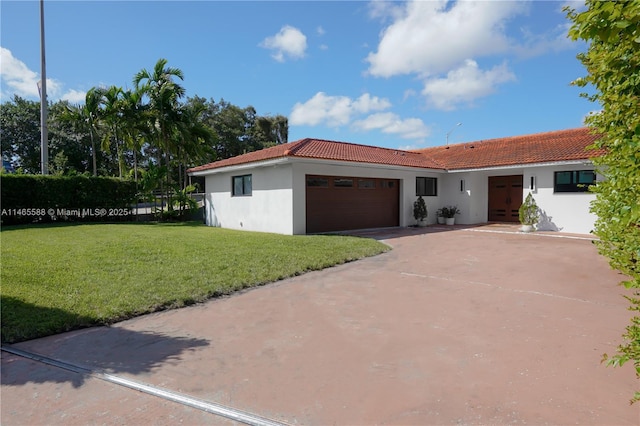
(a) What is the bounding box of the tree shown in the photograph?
[99,85,126,178]
[1,59,289,197]
[254,114,289,147]
[566,1,640,404]
[48,101,92,175]
[175,100,216,189]
[119,88,148,182]
[134,59,186,211]
[58,88,103,175]
[0,96,42,173]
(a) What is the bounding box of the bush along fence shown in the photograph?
[1,175,138,225]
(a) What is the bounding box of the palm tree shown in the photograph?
[99,85,126,178]
[175,101,216,189]
[84,88,103,176]
[133,59,186,211]
[60,88,103,175]
[119,88,148,182]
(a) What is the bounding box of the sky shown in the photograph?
[0,0,592,150]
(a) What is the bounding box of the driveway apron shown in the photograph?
[2,226,638,425]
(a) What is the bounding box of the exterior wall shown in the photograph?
[522,164,598,235]
[199,158,597,236]
[439,171,487,224]
[442,163,598,234]
[203,164,295,234]
[290,160,441,234]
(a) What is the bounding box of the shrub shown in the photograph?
[1,175,137,225]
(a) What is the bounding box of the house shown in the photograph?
[187,127,603,235]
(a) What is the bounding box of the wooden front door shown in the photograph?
[488,175,523,222]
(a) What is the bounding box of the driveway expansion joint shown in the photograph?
[1,345,288,426]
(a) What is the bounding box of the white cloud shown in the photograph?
[290,92,391,127]
[421,59,516,110]
[352,112,430,140]
[514,22,575,58]
[260,25,307,62]
[316,26,325,36]
[366,0,525,78]
[0,46,82,103]
[352,92,392,113]
[61,89,87,104]
[367,0,405,22]
[1,47,43,99]
[402,88,417,102]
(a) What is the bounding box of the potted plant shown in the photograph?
[519,193,539,232]
[444,205,460,225]
[436,208,446,225]
[413,196,428,227]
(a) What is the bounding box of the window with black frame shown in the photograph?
[554,170,596,193]
[232,174,252,196]
[416,177,437,196]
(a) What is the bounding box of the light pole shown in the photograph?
[446,122,462,145]
[39,0,48,174]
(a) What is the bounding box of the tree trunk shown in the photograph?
[90,129,97,176]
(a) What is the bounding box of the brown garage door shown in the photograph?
[306,175,400,233]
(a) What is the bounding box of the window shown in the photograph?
[554,170,596,193]
[232,174,252,196]
[358,179,376,189]
[416,177,437,196]
[334,178,353,188]
[307,177,329,188]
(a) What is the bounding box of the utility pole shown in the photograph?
[39,0,49,174]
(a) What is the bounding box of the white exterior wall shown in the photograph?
[441,163,598,234]
[203,163,295,234]
[290,160,441,234]
[439,171,488,224]
[197,158,598,236]
[522,164,598,235]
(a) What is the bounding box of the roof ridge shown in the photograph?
[188,127,601,174]
[302,138,423,156]
[451,127,590,148]
[285,138,314,155]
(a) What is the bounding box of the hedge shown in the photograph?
[1,175,138,225]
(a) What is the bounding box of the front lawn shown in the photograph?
[1,222,388,343]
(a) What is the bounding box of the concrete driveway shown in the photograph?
[2,225,638,425]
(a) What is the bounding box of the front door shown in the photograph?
[488,175,523,222]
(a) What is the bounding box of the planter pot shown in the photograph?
[521,224,534,233]
[445,218,455,226]
[417,219,428,227]
[437,216,445,225]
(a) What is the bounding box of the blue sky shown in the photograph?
[1,0,591,149]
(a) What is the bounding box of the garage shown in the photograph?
[305,175,400,233]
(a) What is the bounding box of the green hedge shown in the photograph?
[1,175,138,225]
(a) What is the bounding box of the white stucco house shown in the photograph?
[188,127,603,235]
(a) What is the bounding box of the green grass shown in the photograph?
[1,222,388,343]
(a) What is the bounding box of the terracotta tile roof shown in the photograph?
[188,138,444,173]
[188,142,293,173]
[414,127,604,170]
[188,128,604,174]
